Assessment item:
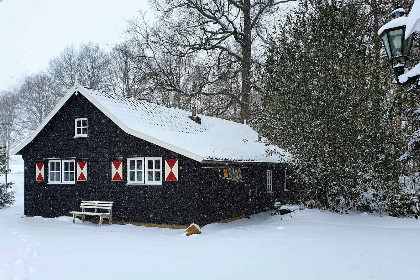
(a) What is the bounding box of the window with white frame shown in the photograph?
[48,159,75,184]
[62,160,75,183]
[145,157,162,185]
[75,118,88,137]
[127,158,144,184]
[267,169,273,193]
[49,160,61,183]
[127,157,162,185]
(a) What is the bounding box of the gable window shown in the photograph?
[145,157,162,185]
[75,118,88,137]
[127,157,162,185]
[127,158,144,184]
[267,169,273,193]
[48,159,75,184]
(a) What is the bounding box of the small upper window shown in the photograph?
[75,118,88,137]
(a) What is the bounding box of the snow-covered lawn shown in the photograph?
[1,173,420,280]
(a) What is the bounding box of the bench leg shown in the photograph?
[99,216,103,227]
[72,214,75,223]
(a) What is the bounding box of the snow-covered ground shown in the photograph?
[1,173,420,280]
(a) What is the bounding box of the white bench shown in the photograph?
[70,201,113,226]
[271,201,282,216]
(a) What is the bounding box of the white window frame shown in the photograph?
[284,169,289,191]
[62,160,76,184]
[48,160,61,184]
[75,118,88,137]
[48,159,75,184]
[127,157,145,184]
[127,157,162,185]
[267,169,273,194]
[145,157,162,185]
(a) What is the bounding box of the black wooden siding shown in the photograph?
[20,93,292,225]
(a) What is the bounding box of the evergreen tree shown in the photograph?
[255,0,403,212]
[0,146,14,207]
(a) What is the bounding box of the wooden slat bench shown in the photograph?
[70,201,113,227]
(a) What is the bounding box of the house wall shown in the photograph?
[21,92,291,225]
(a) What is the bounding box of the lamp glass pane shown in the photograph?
[388,28,404,57]
[403,34,413,56]
[381,33,392,59]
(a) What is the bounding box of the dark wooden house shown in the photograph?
[13,84,293,226]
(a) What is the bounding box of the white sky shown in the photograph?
[0,0,151,92]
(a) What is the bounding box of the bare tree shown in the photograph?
[0,91,21,158]
[128,0,294,122]
[48,45,79,90]
[108,42,151,99]
[18,72,61,131]
[109,43,134,97]
[48,43,112,91]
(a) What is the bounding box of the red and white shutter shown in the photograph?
[77,161,87,181]
[111,161,123,181]
[165,159,178,181]
[36,162,44,181]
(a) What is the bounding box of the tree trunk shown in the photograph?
[240,0,252,124]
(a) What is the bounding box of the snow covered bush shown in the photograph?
[387,191,418,217]
[0,184,14,207]
[0,146,14,207]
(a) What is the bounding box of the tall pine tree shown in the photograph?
[255,0,403,212]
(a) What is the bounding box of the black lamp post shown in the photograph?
[378,8,415,84]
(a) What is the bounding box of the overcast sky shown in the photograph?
[0,0,151,92]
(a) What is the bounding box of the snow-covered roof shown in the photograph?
[398,62,420,84]
[378,17,407,36]
[12,84,291,163]
[377,1,419,38]
[406,0,420,38]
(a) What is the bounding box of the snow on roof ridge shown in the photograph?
[81,86,291,163]
[83,86,252,133]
